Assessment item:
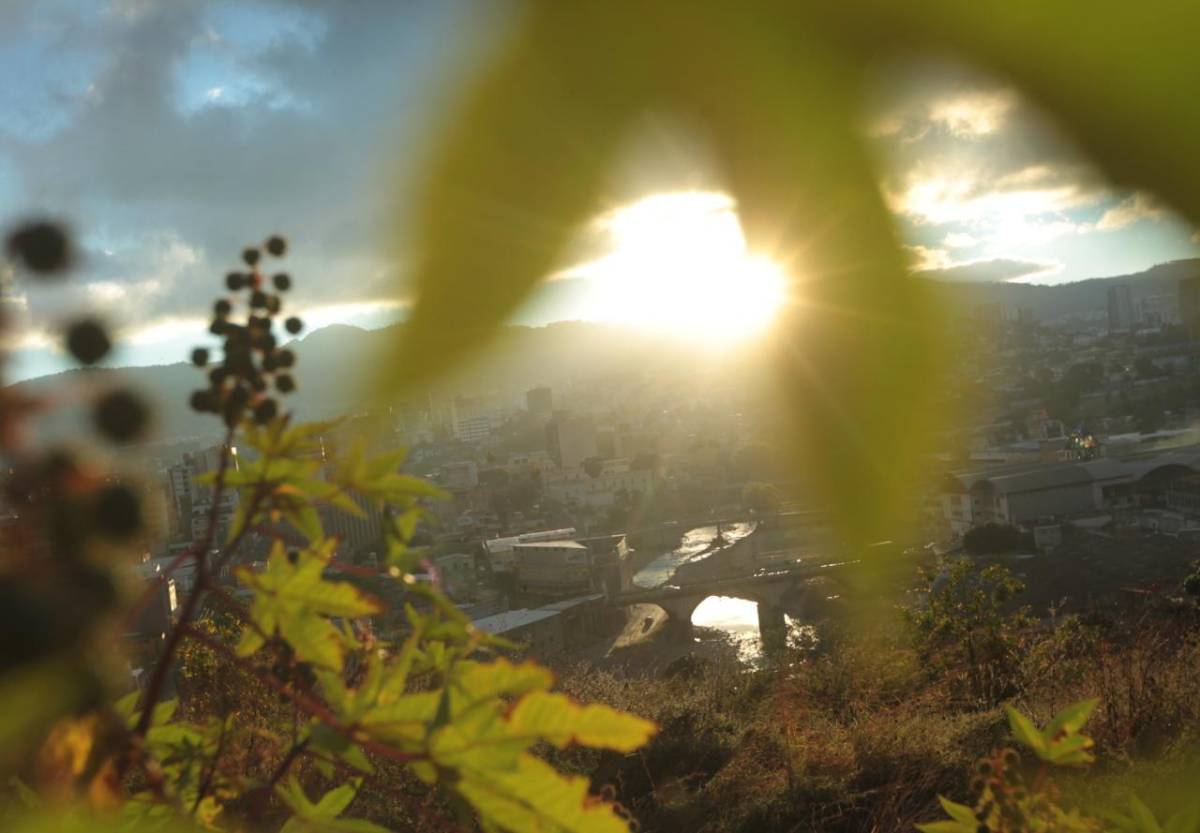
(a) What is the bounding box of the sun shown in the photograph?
[574,191,787,343]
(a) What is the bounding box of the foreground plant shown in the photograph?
[0,224,655,833]
[919,699,1199,833]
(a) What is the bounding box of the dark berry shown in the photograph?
[265,295,281,315]
[265,236,287,257]
[213,299,232,317]
[93,389,150,443]
[286,550,299,565]
[253,399,278,424]
[275,374,295,394]
[191,347,209,367]
[250,373,267,392]
[275,348,295,368]
[242,247,260,267]
[190,389,217,413]
[285,317,303,335]
[225,272,246,291]
[65,318,111,365]
[6,220,72,276]
[209,319,229,336]
[93,484,142,539]
[250,290,268,309]
[272,272,291,291]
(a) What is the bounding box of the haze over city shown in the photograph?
[5,5,1200,833]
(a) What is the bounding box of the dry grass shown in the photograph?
[554,599,1200,833]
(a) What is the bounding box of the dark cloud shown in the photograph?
[0,0,484,333]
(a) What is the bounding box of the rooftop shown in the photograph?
[470,608,560,634]
[512,540,586,550]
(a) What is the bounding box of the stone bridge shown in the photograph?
[612,559,861,653]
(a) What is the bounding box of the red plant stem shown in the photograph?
[120,427,237,776]
[180,624,425,766]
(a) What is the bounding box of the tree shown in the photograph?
[904,557,1034,705]
[963,523,1032,555]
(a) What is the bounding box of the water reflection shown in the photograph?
[690,595,819,664]
[633,522,756,589]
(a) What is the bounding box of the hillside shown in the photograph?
[932,258,1200,321]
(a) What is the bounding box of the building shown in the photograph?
[1179,275,1200,335]
[1107,284,1135,332]
[577,533,634,596]
[938,445,1200,535]
[484,527,578,572]
[471,608,564,657]
[470,594,611,658]
[434,552,476,601]
[545,412,597,469]
[440,460,479,491]
[542,459,654,508]
[514,540,592,596]
[451,395,509,443]
[525,386,553,416]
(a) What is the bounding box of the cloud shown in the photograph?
[916,257,1062,283]
[943,232,978,248]
[1097,192,1165,230]
[927,89,1016,138]
[0,0,478,347]
[903,244,953,271]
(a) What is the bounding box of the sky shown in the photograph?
[2,2,1198,381]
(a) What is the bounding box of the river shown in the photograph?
[631,522,816,663]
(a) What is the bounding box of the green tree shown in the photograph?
[904,558,1034,706]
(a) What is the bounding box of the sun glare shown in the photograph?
[576,192,787,343]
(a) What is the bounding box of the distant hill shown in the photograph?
[933,258,1200,321]
[14,258,1200,449]
[9,320,708,449]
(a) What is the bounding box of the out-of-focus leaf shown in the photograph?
[808,1,1200,229]
[387,2,944,549]
[384,5,654,394]
[455,753,632,833]
[1004,704,1047,757]
[505,691,656,752]
[1045,698,1099,740]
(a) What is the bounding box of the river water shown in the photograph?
[632,522,756,589]
[632,522,816,662]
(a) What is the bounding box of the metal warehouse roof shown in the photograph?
[470,608,560,634]
[946,444,1200,496]
[512,540,586,549]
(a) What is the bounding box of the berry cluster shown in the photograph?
[0,219,149,683]
[967,748,1052,833]
[189,236,304,427]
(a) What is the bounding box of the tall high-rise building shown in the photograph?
[1179,275,1200,334]
[525,386,553,416]
[1107,284,1134,332]
[545,412,597,470]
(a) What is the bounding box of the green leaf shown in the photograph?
[915,822,975,833]
[456,753,633,833]
[237,540,380,669]
[1004,704,1047,758]
[277,777,388,833]
[937,797,979,828]
[506,691,656,752]
[1166,806,1200,833]
[1044,698,1099,740]
[1130,795,1164,833]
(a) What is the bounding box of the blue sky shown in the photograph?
[2,2,1198,382]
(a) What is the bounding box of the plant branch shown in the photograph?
[180,624,426,767]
